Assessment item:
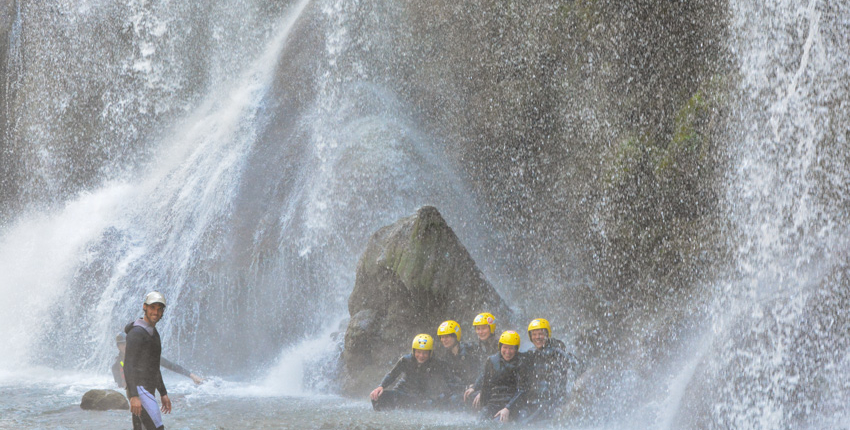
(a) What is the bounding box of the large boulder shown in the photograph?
[80,389,129,411]
[341,206,513,394]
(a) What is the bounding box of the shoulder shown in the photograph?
[459,342,475,355]
[126,325,148,341]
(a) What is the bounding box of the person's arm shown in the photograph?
[123,330,141,398]
[157,368,167,397]
[378,357,406,389]
[111,359,126,388]
[160,357,191,378]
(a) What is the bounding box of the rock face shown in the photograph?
[80,389,129,411]
[341,206,512,394]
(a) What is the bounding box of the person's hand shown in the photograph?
[472,393,481,409]
[463,387,475,402]
[369,386,383,401]
[160,394,171,414]
[190,373,205,385]
[129,396,141,416]
[494,407,510,422]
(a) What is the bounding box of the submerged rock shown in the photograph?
[80,389,129,411]
[341,206,512,395]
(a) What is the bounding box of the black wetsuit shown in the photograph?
[113,355,194,388]
[123,320,167,430]
[463,336,499,408]
[438,342,478,386]
[372,354,456,411]
[522,338,581,423]
[476,335,499,357]
[475,353,527,421]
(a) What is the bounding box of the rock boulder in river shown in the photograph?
[80,389,129,411]
[342,206,512,394]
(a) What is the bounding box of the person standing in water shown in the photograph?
[113,331,204,388]
[124,291,171,430]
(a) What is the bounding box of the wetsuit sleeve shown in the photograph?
[379,357,406,389]
[158,369,167,396]
[123,329,142,398]
[160,356,193,378]
[111,359,125,388]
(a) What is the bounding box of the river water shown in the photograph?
[1,0,848,429]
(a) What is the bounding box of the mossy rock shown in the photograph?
[341,206,513,395]
[80,389,129,411]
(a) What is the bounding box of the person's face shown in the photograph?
[530,329,548,349]
[414,349,431,363]
[440,334,458,349]
[117,343,126,354]
[500,344,517,361]
[143,303,165,325]
[475,325,491,341]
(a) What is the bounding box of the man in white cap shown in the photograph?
[123,291,171,430]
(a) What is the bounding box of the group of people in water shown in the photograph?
[369,313,582,423]
[115,292,577,428]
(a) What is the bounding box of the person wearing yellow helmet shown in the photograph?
[370,333,458,411]
[522,318,582,424]
[462,312,499,408]
[436,320,477,389]
[472,312,499,355]
[464,330,528,422]
[527,318,566,351]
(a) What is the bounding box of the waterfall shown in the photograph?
[0,0,490,380]
[675,1,850,428]
[0,0,848,427]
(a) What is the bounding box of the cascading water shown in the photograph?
[0,0,848,429]
[1,0,492,382]
[669,1,850,429]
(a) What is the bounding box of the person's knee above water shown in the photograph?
[466,330,527,423]
[370,334,456,411]
[124,291,172,430]
[113,332,204,388]
[436,320,476,387]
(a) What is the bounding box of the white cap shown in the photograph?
[144,291,166,307]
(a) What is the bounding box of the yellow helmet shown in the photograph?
[472,312,496,334]
[527,318,552,339]
[437,320,462,340]
[412,333,434,351]
[498,330,521,347]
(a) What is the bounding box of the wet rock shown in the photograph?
[80,389,129,410]
[341,206,512,395]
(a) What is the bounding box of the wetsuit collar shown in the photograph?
[133,318,156,336]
